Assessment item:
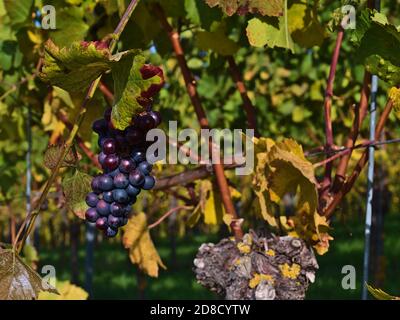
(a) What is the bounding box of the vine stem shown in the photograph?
[320,27,344,195]
[324,98,394,219]
[148,206,193,229]
[14,0,141,253]
[58,111,101,169]
[332,72,371,191]
[154,4,243,240]
[226,56,259,137]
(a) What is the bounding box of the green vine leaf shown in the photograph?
[352,9,400,85]
[49,7,89,48]
[246,16,294,52]
[40,39,111,92]
[196,26,239,56]
[62,170,92,219]
[110,52,164,130]
[0,249,58,300]
[40,40,164,131]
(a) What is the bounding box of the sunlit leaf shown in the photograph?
[38,280,88,300]
[122,212,166,278]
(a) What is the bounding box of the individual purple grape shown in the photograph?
[99,174,113,191]
[105,226,118,237]
[119,158,135,173]
[124,204,132,214]
[148,111,162,127]
[92,119,108,134]
[114,173,129,188]
[108,215,121,228]
[103,154,119,171]
[125,127,143,145]
[102,138,116,155]
[109,168,120,177]
[103,191,114,203]
[129,169,145,187]
[126,184,141,197]
[85,208,98,223]
[138,161,152,175]
[96,217,108,230]
[104,108,112,121]
[139,114,156,131]
[115,134,127,149]
[98,137,108,148]
[91,176,102,194]
[142,175,155,190]
[112,188,129,204]
[132,151,145,163]
[110,202,124,217]
[98,152,107,166]
[85,192,99,207]
[96,199,110,216]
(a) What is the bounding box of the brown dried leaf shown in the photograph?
[0,249,58,300]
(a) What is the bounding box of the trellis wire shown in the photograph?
[306,138,400,158]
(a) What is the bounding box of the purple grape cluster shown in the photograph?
[85,108,161,237]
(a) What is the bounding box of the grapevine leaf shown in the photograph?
[246,17,294,52]
[43,144,80,170]
[38,280,88,300]
[288,0,326,48]
[0,249,58,300]
[196,27,239,56]
[48,7,89,47]
[352,10,400,85]
[202,180,225,225]
[389,87,400,118]
[205,0,283,17]
[40,39,111,92]
[185,0,222,30]
[252,138,332,255]
[4,0,33,27]
[110,52,164,130]
[248,0,284,16]
[366,284,400,300]
[122,212,166,278]
[62,170,92,220]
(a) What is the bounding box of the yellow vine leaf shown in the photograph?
[389,87,400,117]
[122,212,166,278]
[279,263,301,279]
[38,281,88,300]
[366,284,400,300]
[313,212,334,255]
[252,137,333,255]
[201,180,225,225]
